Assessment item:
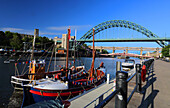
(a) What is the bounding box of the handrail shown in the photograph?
[126,72,136,83]
[83,59,154,108]
[127,85,137,104]
[95,89,120,108]
[84,84,115,108]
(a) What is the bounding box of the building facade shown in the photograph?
[20,34,34,39]
[62,34,67,49]
[54,36,62,48]
[54,34,75,49]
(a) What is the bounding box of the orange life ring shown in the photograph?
[141,65,146,82]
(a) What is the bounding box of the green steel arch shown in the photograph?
[80,20,166,47]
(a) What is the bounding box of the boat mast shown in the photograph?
[90,28,95,78]
[74,29,77,67]
[54,41,57,71]
[29,29,37,74]
[66,27,71,70]
[93,28,95,54]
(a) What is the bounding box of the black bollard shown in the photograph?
[115,71,128,108]
[116,61,121,71]
[136,64,142,93]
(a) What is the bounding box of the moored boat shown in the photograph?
[11,29,85,90]
[122,59,135,71]
[23,28,106,106]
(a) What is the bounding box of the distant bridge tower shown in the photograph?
[140,47,143,55]
[100,46,102,53]
[126,47,128,54]
[156,47,160,57]
[112,47,115,53]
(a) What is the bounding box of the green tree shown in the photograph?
[102,49,109,54]
[5,31,13,39]
[10,33,22,49]
[161,45,170,57]
[0,31,6,46]
[22,36,30,42]
[4,31,14,46]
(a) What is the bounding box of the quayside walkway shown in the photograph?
[105,60,170,108]
[68,68,135,108]
[151,60,170,108]
[69,80,114,108]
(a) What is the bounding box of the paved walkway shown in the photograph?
[69,80,114,108]
[150,60,170,108]
[105,60,170,108]
[138,60,170,108]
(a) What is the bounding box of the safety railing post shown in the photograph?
[115,71,128,108]
[136,64,142,93]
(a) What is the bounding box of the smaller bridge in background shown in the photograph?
[88,46,162,57]
[100,53,152,58]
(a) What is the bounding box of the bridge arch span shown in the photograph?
[80,20,165,47]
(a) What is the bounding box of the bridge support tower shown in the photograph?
[112,47,115,57]
[112,47,115,53]
[100,46,102,53]
[126,47,128,54]
[140,47,143,55]
[156,47,160,58]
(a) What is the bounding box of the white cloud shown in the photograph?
[0,27,24,31]
[47,25,92,31]
[0,27,34,35]
[40,32,62,36]
[0,27,63,37]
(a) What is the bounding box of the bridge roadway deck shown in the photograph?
[75,38,170,42]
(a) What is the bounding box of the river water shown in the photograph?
[0,56,141,107]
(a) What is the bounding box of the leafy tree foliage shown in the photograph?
[22,36,31,42]
[5,31,13,45]
[0,31,53,50]
[10,33,22,49]
[161,45,170,57]
[0,31,6,45]
[102,49,109,54]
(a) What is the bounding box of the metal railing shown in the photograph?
[85,58,154,108]
[84,80,116,108]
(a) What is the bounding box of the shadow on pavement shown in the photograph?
[138,68,159,108]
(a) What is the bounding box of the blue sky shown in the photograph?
[0,0,170,48]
